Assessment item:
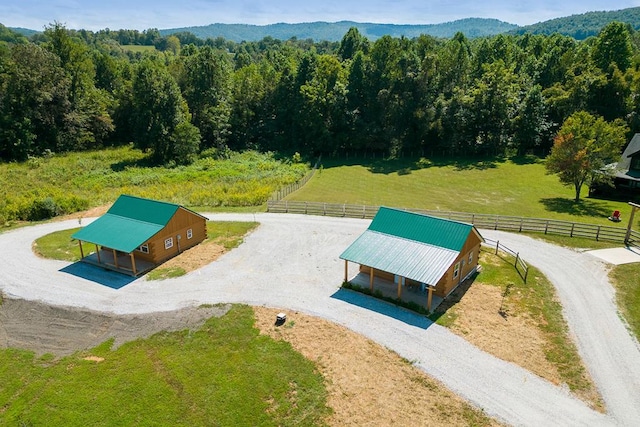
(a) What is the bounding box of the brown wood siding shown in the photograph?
[139,208,206,264]
[434,231,482,297]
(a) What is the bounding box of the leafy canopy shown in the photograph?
[545,111,628,201]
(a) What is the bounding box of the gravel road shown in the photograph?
[2,213,639,426]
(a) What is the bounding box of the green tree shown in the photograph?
[181,46,232,149]
[131,59,192,163]
[545,111,628,201]
[338,27,369,61]
[0,43,71,160]
[592,21,633,73]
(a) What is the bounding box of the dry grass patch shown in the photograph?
[446,283,560,384]
[253,306,501,427]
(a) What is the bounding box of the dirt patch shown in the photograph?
[446,283,560,384]
[159,241,226,273]
[253,306,501,427]
[0,297,230,357]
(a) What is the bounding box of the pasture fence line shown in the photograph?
[483,238,529,283]
[266,200,640,248]
[269,157,321,202]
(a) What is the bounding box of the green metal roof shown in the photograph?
[340,207,481,285]
[71,195,182,253]
[369,207,473,251]
[340,230,459,285]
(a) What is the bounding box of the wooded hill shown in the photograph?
[512,7,640,40]
[1,21,639,168]
[159,19,518,42]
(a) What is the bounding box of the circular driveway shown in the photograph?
[2,213,640,426]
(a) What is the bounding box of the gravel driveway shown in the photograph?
[2,213,639,426]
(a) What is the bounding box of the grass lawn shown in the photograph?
[292,156,634,226]
[0,305,331,426]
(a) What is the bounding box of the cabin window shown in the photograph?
[468,251,473,264]
[164,237,174,250]
[187,228,193,239]
[631,156,640,171]
[453,262,460,279]
[137,244,149,254]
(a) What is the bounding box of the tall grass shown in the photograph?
[0,147,308,225]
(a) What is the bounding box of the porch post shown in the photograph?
[96,245,101,263]
[112,249,118,268]
[78,240,84,259]
[344,260,348,282]
[369,267,374,292]
[397,276,403,299]
[427,287,434,312]
[130,253,137,276]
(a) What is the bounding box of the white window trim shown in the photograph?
[453,262,460,279]
[164,237,174,250]
[468,251,473,263]
[138,244,149,254]
[187,228,193,239]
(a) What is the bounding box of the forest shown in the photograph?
[1,21,639,164]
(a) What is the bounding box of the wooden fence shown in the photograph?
[266,200,640,247]
[483,238,529,283]
[269,157,321,202]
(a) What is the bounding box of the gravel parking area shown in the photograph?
[1,213,639,426]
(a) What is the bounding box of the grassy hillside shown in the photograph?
[289,156,631,226]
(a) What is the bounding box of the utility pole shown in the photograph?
[625,202,640,245]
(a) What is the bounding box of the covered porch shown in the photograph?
[345,263,444,312]
[77,244,155,277]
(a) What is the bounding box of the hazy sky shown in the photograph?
[2,0,640,31]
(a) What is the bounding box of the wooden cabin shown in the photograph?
[72,195,207,276]
[340,207,484,311]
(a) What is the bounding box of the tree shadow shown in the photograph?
[539,197,612,217]
[319,155,505,174]
[509,154,543,165]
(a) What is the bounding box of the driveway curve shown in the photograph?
[1,213,639,426]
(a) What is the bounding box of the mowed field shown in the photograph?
[289,156,633,226]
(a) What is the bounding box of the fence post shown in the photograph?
[305,201,307,214]
[323,203,326,216]
[285,200,288,213]
[362,205,366,218]
[494,217,498,230]
[596,225,601,241]
[343,204,346,217]
[495,240,499,255]
[524,267,529,283]
[545,221,549,234]
[570,223,575,237]
[519,218,523,232]
[515,252,519,268]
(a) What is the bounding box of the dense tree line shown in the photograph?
[1,22,640,163]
